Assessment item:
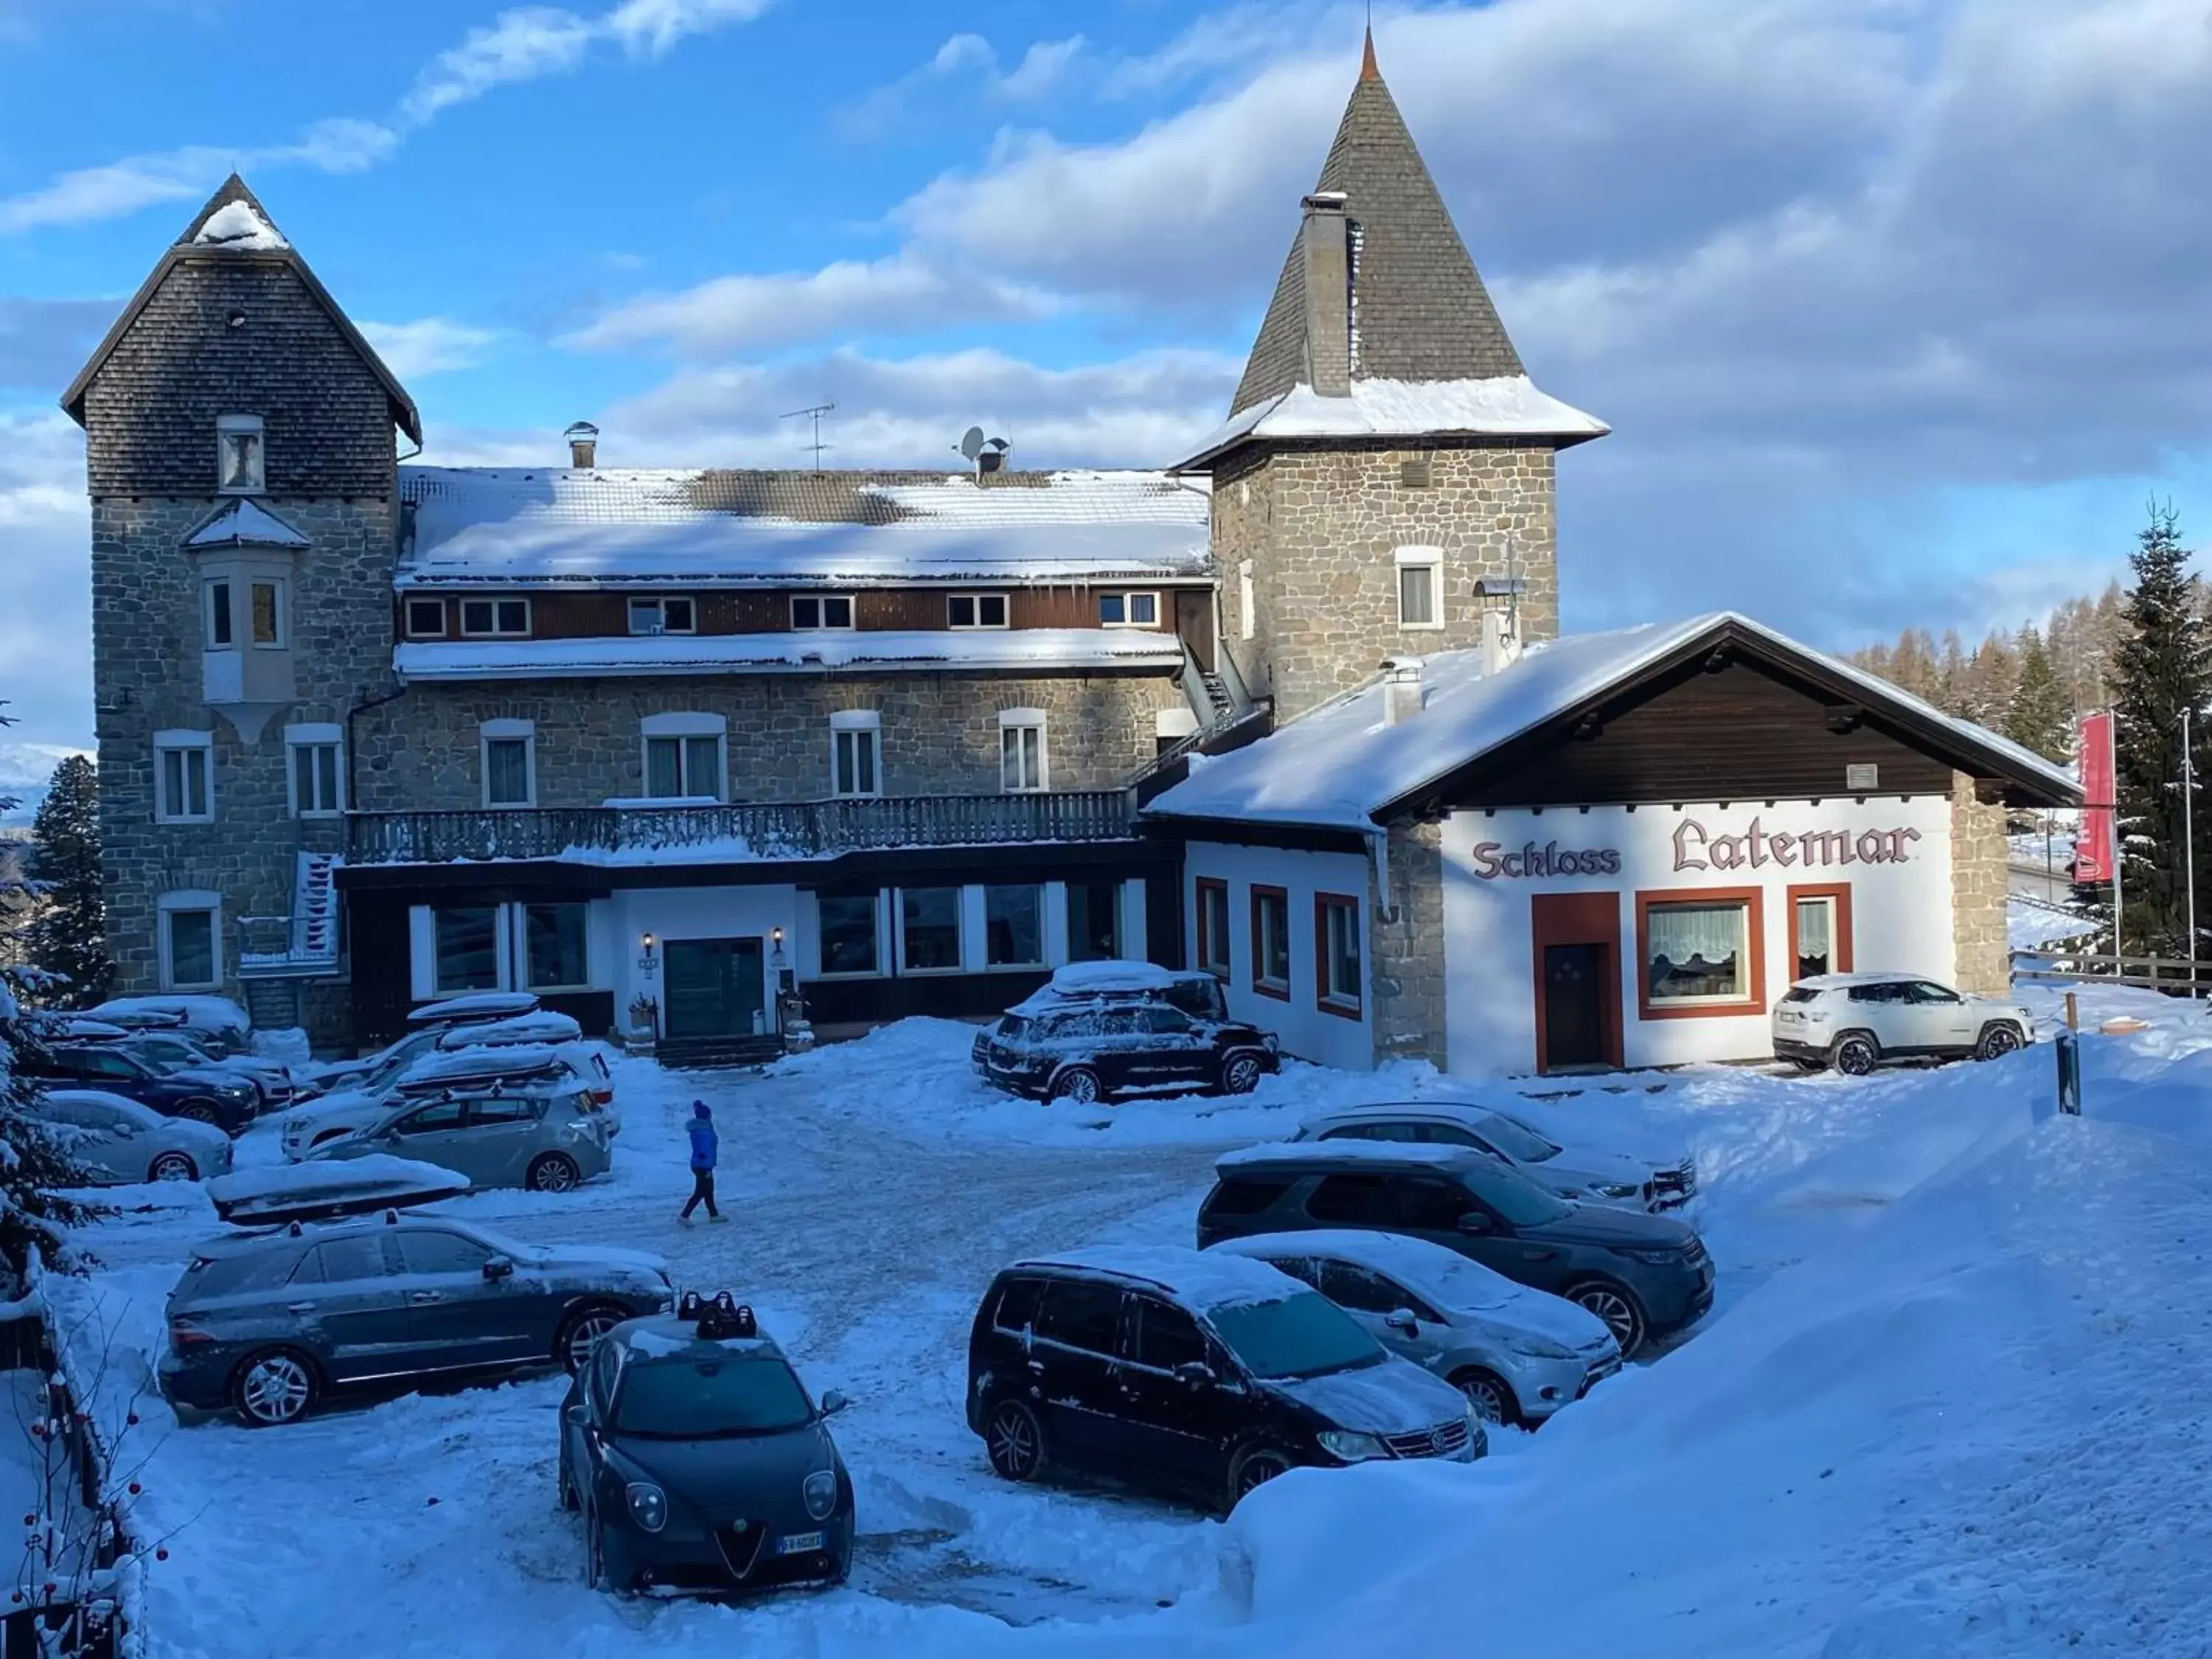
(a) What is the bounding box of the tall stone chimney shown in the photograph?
[564,420,599,469]
[1301,191,1352,397]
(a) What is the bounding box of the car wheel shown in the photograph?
[556,1303,626,1373]
[1565,1281,1648,1359]
[984,1399,1046,1482]
[1226,1445,1293,1511]
[1051,1066,1104,1106]
[526,1152,582,1193]
[147,1150,199,1183]
[232,1349,319,1427]
[1974,1023,2024,1061]
[178,1102,221,1127]
[1219,1054,1263,1095]
[1450,1368,1517,1427]
[1831,1033,1880,1077]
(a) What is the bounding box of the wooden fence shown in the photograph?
[2011,948,2212,996]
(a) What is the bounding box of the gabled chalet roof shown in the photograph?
[60,175,421,443]
[397,465,1213,589]
[1143,612,2080,832]
[182,496,312,550]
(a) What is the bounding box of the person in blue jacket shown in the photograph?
[679,1100,723,1222]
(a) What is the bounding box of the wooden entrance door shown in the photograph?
[1530,893,1623,1074]
[664,938,765,1040]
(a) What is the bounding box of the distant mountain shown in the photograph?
[0,742,90,828]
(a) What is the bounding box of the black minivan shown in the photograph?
[1195,1143,1714,1357]
[965,1245,1481,1512]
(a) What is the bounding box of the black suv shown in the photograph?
[21,1043,262,1134]
[972,1005,1279,1105]
[965,1245,1481,1514]
[1195,1144,1714,1357]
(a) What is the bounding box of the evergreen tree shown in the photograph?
[24,755,112,1007]
[2006,626,2075,762]
[2109,504,2212,959]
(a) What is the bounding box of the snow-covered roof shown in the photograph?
[191,198,288,251]
[181,497,313,551]
[1218,1139,1479,1172]
[395,627,1183,682]
[1147,611,2081,832]
[397,466,1213,589]
[1177,376,1609,470]
[1017,1245,1305,1311]
[1211,1230,1523,1311]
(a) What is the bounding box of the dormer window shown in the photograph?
[217,415,265,495]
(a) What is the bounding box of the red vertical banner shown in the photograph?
[2075,711,2115,883]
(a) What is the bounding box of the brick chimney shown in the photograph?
[1301,191,1352,397]
[564,420,599,469]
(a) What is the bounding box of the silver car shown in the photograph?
[1209,1228,1621,1426]
[1295,1100,1697,1211]
[28,1088,235,1185]
[307,1085,611,1193]
[279,1043,613,1160]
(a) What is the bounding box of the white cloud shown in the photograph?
[604,0,772,57]
[358,319,503,380]
[566,252,1062,355]
[841,31,1087,139]
[401,7,598,125]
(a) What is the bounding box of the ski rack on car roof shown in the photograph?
[676,1290,757,1340]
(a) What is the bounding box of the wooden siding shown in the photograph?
[1430,657,1958,810]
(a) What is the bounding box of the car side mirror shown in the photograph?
[482,1255,515,1282]
[1385,1309,1420,1335]
[819,1390,850,1416]
[1455,1211,1492,1237]
[1172,1360,1217,1389]
[565,1402,589,1427]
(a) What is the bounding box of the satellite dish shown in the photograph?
[957,425,986,461]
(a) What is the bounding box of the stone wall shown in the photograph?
[1950,772,2011,995]
[92,495,397,1010]
[354,670,1183,809]
[1213,439,1559,722]
[1368,815,1448,1068]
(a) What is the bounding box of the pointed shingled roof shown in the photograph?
[175,173,286,248]
[1229,46,1526,419]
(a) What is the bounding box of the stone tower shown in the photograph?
[1176,33,1608,721]
[61,176,419,1032]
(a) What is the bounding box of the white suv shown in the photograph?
[1773,973,2035,1075]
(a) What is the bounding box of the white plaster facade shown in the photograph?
[1181,841,1375,1072]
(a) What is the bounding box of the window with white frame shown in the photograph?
[791,595,855,630]
[459,597,531,637]
[998,708,1046,793]
[153,731,214,824]
[816,892,880,975]
[157,891,222,990]
[985,885,1044,967]
[285,723,344,818]
[216,414,264,494]
[628,597,697,635]
[900,887,962,972]
[640,712,726,800]
[403,597,447,638]
[830,710,880,798]
[480,719,536,808]
[248,577,287,648]
[947,594,1009,629]
[204,579,234,649]
[1098,591,1159,627]
[1395,546,1443,630]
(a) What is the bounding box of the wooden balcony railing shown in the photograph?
[346,790,1135,866]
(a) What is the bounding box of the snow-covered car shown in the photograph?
[431,1010,585,1051]
[90,1028,296,1110]
[560,1294,855,1596]
[1209,1229,1621,1426]
[403,990,542,1031]
[306,1081,613,1194]
[1293,1100,1696,1211]
[1772,973,2036,1075]
[86,995,252,1056]
[25,1088,235,1186]
[971,1002,1278,1103]
[278,1043,613,1159]
[1009,960,1231,1023]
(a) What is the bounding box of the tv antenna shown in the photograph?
[780,402,835,473]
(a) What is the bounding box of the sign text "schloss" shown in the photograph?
[1469,815,1923,880]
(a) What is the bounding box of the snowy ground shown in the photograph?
[46,988,2212,1659]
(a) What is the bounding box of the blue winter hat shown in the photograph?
[692,1100,711,1117]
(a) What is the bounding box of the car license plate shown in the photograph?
[778,1531,824,1555]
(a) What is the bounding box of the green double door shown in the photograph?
[664,937,767,1040]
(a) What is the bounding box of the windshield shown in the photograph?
[995,1015,1029,1040]
[1207,1291,1383,1380]
[1399,1251,1517,1312]
[613,1352,815,1438]
[1464,1162,1575,1226]
[1476,1113,1561,1164]
[447,1222,547,1264]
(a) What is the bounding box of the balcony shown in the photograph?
[344,790,1135,868]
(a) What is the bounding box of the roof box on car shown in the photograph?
[204,1155,471,1227]
[432,1010,583,1051]
[395,1043,567,1093]
[405,991,542,1030]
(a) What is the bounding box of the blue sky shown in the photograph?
[4,0,2212,781]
